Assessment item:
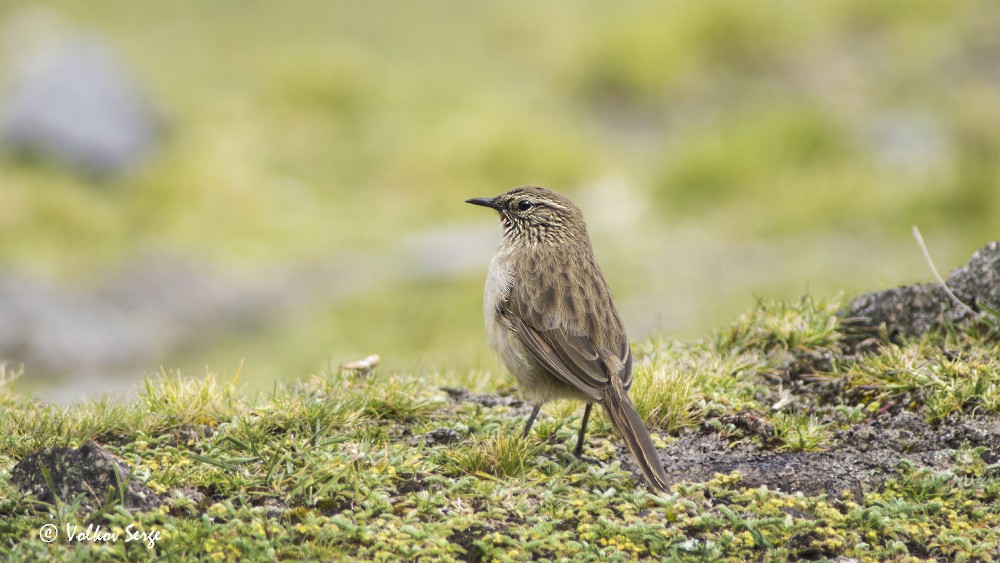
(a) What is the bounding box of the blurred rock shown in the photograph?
[864,111,953,180]
[0,255,293,382]
[839,241,1000,342]
[0,15,161,178]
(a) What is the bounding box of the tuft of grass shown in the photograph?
[630,343,699,434]
[716,295,841,354]
[842,338,1000,422]
[313,369,446,423]
[0,399,134,458]
[137,370,240,432]
[631,337,766,434]
[449,431,541,479]
[770,412,830,452]
[0,363,20,401]
[356,374,443,423]
[888,460,954,503]
[529,400,579,444]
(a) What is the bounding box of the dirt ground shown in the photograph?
[646,410,1000,498]
[444,384,1000,499]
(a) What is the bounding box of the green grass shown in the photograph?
[449,432,541,480]
[770,412,831,452]
[629,338,761,433]
[841,335,1000,422]
[3,296,1000,560]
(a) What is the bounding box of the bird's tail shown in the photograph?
[601,392,670,492]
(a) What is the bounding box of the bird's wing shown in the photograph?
[619,338,634,392]
[514,317,606,401]
[510,254,631,401]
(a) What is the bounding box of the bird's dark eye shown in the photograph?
[517,200,533,211]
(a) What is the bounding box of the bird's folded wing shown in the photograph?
[618,339,633,391]
[514,317,607,402]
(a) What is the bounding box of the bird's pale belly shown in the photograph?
[484,249,593,404]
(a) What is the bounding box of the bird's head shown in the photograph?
[466,186,588,245]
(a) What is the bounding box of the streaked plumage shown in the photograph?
[467,186,670,491]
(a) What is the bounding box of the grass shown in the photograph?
[449,432,540,479]
[770,412,831,452]
[2,296,1000,560]
[841,335,1000,422]
[629,338,760,433]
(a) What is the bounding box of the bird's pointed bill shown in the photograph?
[466,197,503,211]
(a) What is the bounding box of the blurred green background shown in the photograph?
[1,0,998,401]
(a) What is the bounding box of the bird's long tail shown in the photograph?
[601,392,670,492]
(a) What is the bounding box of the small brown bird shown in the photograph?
[467,185,669,491]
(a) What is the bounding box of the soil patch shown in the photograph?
[640,411,1000,499]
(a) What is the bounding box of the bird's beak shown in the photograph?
[465,197,503,211]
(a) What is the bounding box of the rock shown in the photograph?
[11,441,160,513]
[839,241,1000,342]
[838,283,961,342]
[947,241,1000,315]
[422,428,461,446]
[0,255,291,402]
[0,22,162,178]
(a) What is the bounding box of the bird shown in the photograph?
[466,185,670,491]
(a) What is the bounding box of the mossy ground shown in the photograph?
[2,296,999,561]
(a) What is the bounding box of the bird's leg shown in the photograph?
[574,403,593,458]
[522,404,542,438]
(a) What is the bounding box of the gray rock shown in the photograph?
[12,441,160,513]
[1,34,161,178]
[839,283,960,342]
[0,255,289,383]
[947,241,1000,315]
[839,241,1000,342]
